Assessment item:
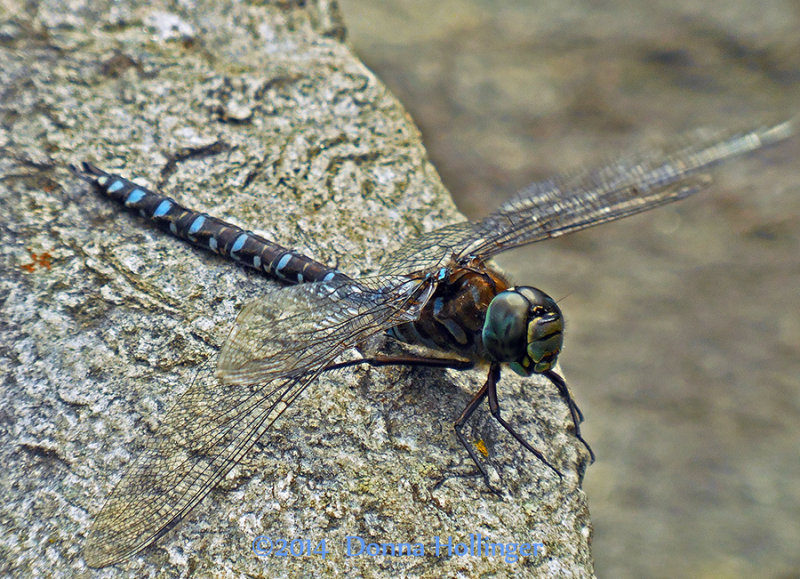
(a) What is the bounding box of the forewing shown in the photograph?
[83,279,419,567]
[465,121,793,259]
[382,121,792,272]
[378,221,476,277]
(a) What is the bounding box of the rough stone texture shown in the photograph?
[0,1,592,576]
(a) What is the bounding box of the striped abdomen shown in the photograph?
[71,163,346,285]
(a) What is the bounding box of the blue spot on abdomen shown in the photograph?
[153,200,172,217]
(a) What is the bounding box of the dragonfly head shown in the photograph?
[482,286,563,376]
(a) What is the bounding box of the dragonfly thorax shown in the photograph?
[482,287,564,376]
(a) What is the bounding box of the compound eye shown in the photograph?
[482,290,529,363]
[516,287,558,314]
[517,287,563,374]
[483,286,564,376]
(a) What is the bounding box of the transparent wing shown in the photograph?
[216,276,431,386]
[381,120,793,275]
[83,277,425,567]
[379,221,475,277]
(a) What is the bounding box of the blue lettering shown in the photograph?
[433,535,453,557]
[312,539,328,559]
[346,536,365,556]
[486,542,503,557]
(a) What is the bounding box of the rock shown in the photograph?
[0,0,592,576]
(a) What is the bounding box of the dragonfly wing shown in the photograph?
[83,279,419,567]
[462,121,793,259]
[83,371,317,567]
[378,221,476,277]
[217,278,424,385]
[380,121,792,272]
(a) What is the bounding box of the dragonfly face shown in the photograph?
[482,287,564,376]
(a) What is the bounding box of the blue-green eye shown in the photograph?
[482,287,563,376]
[482,290,529,363]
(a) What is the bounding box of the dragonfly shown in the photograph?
[70,119,792,567]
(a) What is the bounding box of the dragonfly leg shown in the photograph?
[484,363,564,480]
[325,354,475,372]
[453,376,499,492]
[543,369,595,463]
[326,354,500,490]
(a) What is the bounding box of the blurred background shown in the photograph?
[337,1,799,577]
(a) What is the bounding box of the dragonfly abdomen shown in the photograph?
[72,163,346,285]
